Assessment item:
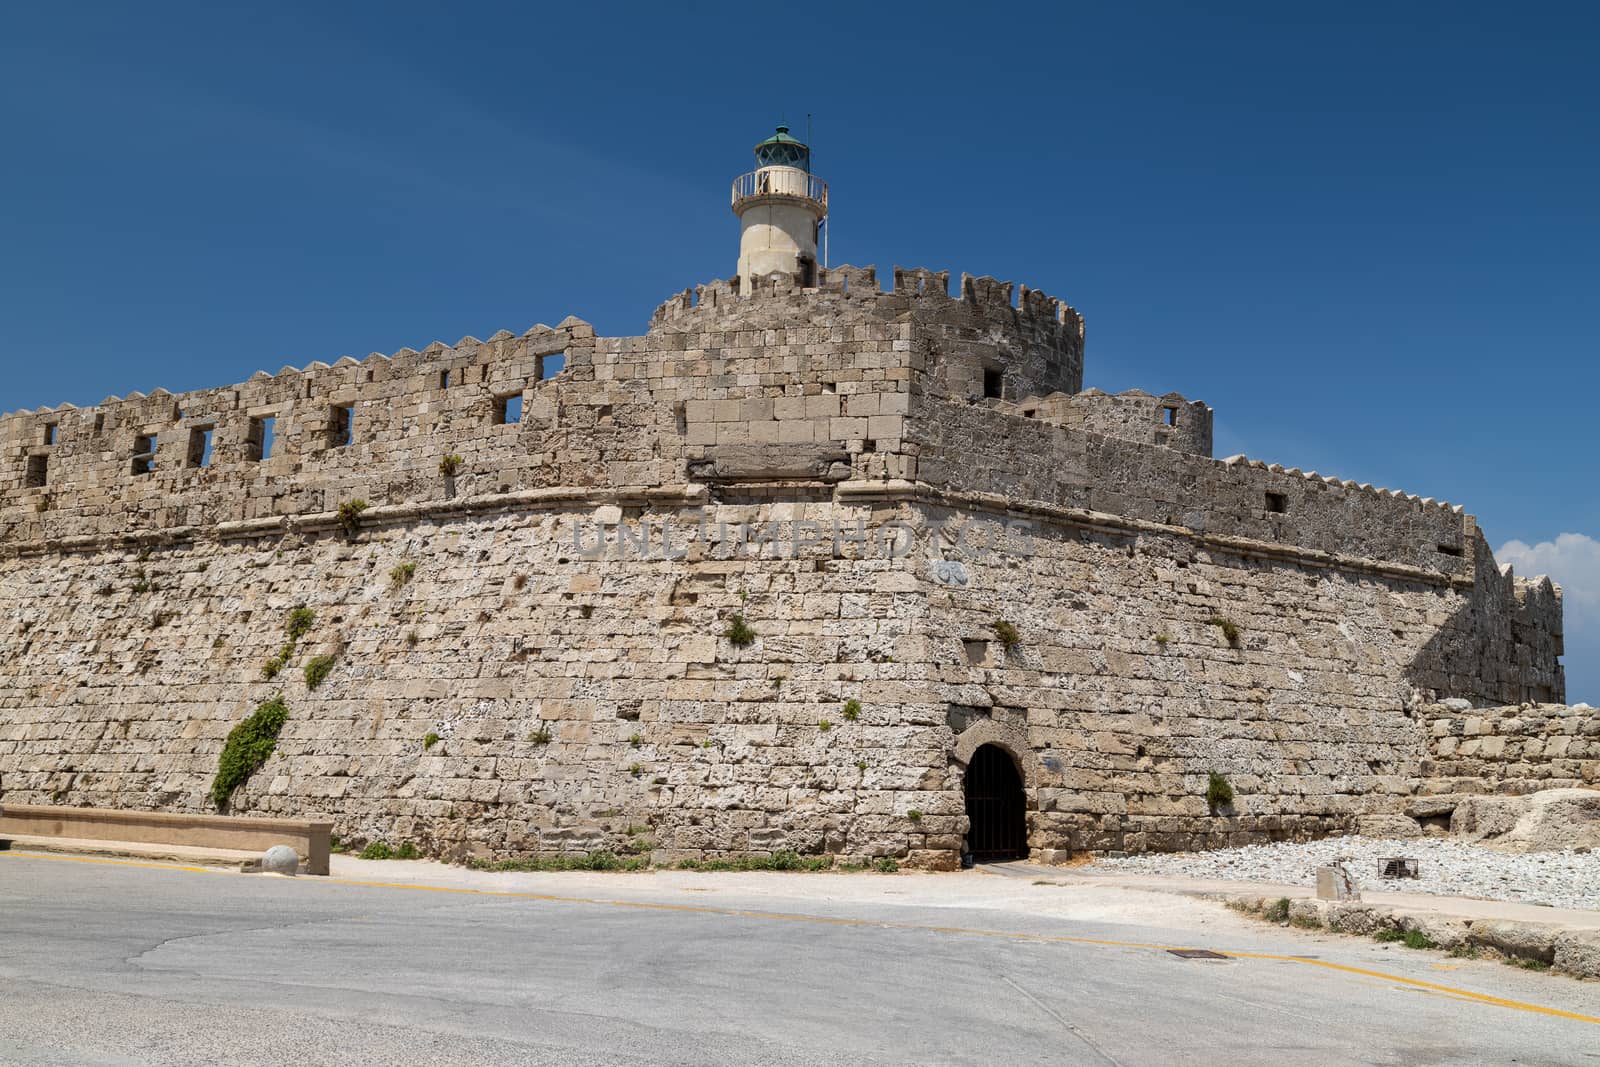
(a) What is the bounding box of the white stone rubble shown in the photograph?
[1097,836,1600,912]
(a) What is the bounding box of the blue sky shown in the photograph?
[2,2,1596,701]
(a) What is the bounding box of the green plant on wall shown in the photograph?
[390,561,417,589]
[211,696,289,809]
[723,613,756,647]
[842,699,861,721]
[337,499,369,537]
[992,620,1020,650]
[438,454,463,477]
[1206,770,1235,815]
[1206,615,1242,647]
[304,654,336,691]
[264,606,316,678]
[286,606,315,642]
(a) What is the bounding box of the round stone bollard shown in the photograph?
[260,845,300,876]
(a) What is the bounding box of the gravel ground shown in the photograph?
[1096,837,1600,912]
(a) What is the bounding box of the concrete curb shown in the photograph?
[0,835,299,873]
[1222,893,1600,980]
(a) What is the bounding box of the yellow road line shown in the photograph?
[4,849,1596,1026]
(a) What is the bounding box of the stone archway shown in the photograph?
[963,743,1028,862]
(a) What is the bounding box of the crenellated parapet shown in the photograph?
[0,317,597,544]
[648,265,1085,401]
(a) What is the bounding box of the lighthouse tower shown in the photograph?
[731,125,828,290]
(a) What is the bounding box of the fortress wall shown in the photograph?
[910,500,1477,853]
[0,485,1576,862]
[1,270,1090,550]
[1418,702,1598,795]
[0,320,602,542]
[1009,389,1214,457]
[0,500,965,865]
[0,276,1572,863]
[651,267,1085,403]
[0,296,915,546]
[909,400,1562,705]
[913,397,1470,574]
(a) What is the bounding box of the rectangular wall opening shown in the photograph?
[1437,543,1464,558]
[24,454,48,488]
[1164,407,1179,426]
[1265,492,1288,514]
[538,351,566,380]
[983,368,1003,399]
[131,434,157,476]
[43,422,58,445]
[186,426,214,468]
[247,416,275,461]
[439,369,451,390]
[494,392,524,425]
[329,405,354,448]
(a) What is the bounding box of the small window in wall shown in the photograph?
[1437,543,1464,558]
[43,422,58,445]
[439,369,452,390]
[494,392,524,425]
[1265,492,1288,514]
[186,426,214,468]
[93,414,105,435]
[983,368,1003,399]
[25,454,48,488]
[131,434,157,476]
[247,416,275,461]
[1163,407,1179,426]
[329,405,354,447]
[538,351,566,380]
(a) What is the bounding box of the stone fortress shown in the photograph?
[0,127,1592,868]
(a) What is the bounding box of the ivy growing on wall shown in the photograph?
[211,696,289,809]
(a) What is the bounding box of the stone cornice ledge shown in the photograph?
[0,484,711,559]
[834,479,1467,589]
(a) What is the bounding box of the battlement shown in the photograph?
[649,265,1084,346]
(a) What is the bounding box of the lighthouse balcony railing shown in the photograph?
[731,169,828,211]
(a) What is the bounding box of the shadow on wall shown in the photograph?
[1405,531,1565,706]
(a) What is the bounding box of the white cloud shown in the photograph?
[1497,533,1600,622]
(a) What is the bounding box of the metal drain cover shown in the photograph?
[1168,949,1230,960]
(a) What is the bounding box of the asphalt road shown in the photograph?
[0,852,1596,1066]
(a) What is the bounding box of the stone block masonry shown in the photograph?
[0,266,1575,865]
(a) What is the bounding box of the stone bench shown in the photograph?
[0,804,332,875]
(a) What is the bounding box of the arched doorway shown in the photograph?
[964,744,1027,862]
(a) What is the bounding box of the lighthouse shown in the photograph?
[731,125,828,290]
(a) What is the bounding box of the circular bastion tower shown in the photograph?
[731,125,828,291]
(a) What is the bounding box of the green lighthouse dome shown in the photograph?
[753,125,810,170]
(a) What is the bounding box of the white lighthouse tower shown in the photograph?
[731,125,828,290]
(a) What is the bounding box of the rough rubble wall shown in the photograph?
[0,501,966,865]
[909,400,1564,705]
[2,492,1561,864]
[1002,389,1214,457]
[907,499,1516,854]
[1419,703,1599,795]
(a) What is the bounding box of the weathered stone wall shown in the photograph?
[997,388,1214,457]
[0,498,957,864]
[0,268,1572,863]
[1419,702,1600,796]
[908,398,1564,707]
